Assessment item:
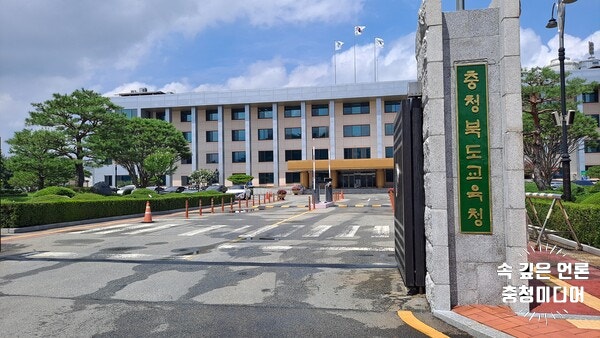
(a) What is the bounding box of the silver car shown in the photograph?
[227,184,252,199]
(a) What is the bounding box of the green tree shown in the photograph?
[26,89,122,187]
[90,116,191,187]
[6,129,74,190]
[522,67,599,191]
[144,150,178,186]
[189,169,219,189]
[0,153,12,189]
[227,173,253,185]
[588,166,600,179]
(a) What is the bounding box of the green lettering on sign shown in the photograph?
[456,63,492,234]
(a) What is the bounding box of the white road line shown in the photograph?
[178,225,227,236]
[239,224,279,238]
[92,223,154,235]
[126,223,181,235]
[271,225,302,238]
[372,225,390,238]
[25,251,79,258]
[217,243,393,252]
[302,225,332,237]
[73,223,133,234]
[227,225,251,233]
[336,225,360,238]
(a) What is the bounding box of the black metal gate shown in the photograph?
[393,97,425,290]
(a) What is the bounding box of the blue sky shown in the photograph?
[1,0,599,154]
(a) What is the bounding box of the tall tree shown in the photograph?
[6,129,74,190]
[522,67,599,191]
[26,89,122,187]
[144,150,178,186]
[90,116,190,187]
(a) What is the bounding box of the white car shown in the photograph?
[116,184,136,195]
[227,185,252,199]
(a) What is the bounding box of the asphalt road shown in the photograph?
[0,194,469,337]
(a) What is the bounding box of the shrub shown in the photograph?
[31,195,71,201]
[580,193,600,205]
[33,186,76,198]
[128,188,156,198]
[527,199,600,247]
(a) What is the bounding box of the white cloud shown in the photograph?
[521,29,600,69]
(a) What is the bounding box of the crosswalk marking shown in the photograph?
[126,223,181,235]
[91,223,152,235]
[178,225,227,236]
[372,225,390,238]
[239,224,279,238]
[303,225,332,237]
[336,225,360,238]
[73,222,391,239]
[218,243,393,252]
[73,223,134,234]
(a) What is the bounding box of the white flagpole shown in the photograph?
[373,39,377,82]
[334,41,337,84]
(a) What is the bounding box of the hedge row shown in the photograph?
[0,194,234,228]
[526,199,600,248]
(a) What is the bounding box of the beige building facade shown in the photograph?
[107,81,414,189]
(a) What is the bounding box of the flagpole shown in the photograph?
[334,41,337,84]
[374,39,377,82]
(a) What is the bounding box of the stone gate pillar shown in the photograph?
[416,0,527,313]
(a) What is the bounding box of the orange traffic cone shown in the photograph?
[142,201,153,223]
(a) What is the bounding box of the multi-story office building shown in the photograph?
[93,81,416,189]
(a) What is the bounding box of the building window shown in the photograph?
[286,172,300,184]
[385,146,393,158]
[206,130,218,142]
[314,148,329,160]
[232,151,246,163]
[182,131,192,142]
[119,109,137,118]
[206,153,219,164]
[259,172,274,184]
[285,149,302,161]
[206,109,218,121]
[344,147,371,159]
[385,123,394,136]
[311,104,329,116]
[258,128,273,140]
[343,102,370,115]
[312,126,329,138]
[584,140,600,153]
[181,176,190,186]
[181,154,192,164]
[285,127,302,139]
[232,108,245,120]
[284,105,301,118]
[343,125,370,137]
[258,106,273,119]
[385,101,400,113]
[583,92,599,103]
[156,112,165,120]
[232,129,245,141]
[181,110,192,122]
[258,151,274,162]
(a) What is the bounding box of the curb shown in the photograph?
[433,310,512,338]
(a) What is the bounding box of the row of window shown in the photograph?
[182,147,395,165]
[178,101,401,122]
[182,123,396,142]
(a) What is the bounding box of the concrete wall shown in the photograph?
[417,0,527,312]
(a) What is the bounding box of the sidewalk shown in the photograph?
[446,243,600,337]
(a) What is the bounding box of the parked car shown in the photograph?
[145,186,165,193]
[227,184,252,199]
[159,186,186,194]
[205,184,227,193]
[116,184,136,195]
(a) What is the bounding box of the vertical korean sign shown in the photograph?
[456,63,492,234]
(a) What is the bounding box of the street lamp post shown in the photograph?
[546,0,576,201]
